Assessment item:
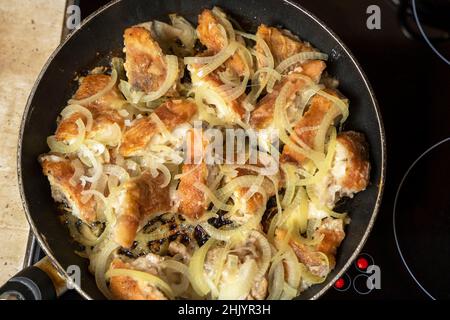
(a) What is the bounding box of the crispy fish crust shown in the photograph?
[250,73,308,130]
[255,25,326,82]
[40,156,97,222]
[333,131,370,193]
[281,89,342,165]
[177,129,210,220]
[276,218,345,276]
[113,172,171,248]
[119,99,197,157]
[55,74,124,144]
[191,9,247,122]
[123,26,168,94]
[108,258,167,300]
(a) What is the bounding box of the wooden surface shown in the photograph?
[0,0,66,286]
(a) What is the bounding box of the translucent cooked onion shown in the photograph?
[235,30,257,41]
[238,44,254,75]
[218,258,257,300]
[153,20,182,42]
[69,159,85,186]
[200,205,265,241]
[60,105,93,132]
[90,172,107,194]
[251,231,272,280]
[211,243,231,297]
[298,253,329,285]
[160,259,190,296]
[280,283,298,300]
[66,218,99,247]
[93,240,119,299]
[136,224,174,242]
[297,127,337,186]
[188,239,215,297]
[118,80,145,104]
[295,84,323,117]
[150,113,174,143]
[218,48,250,102]
[141,55,179,102]
[244,68,280,109]
[313,107,340,154]
[306,184,347,219]
[154,163,171,188]
[281,163,298,207]
[193,87,235,125]
[218,175,268,199]
[317,90,349,125]
[212,7,235,41]
[69,69,118,106]
[91,122,122,147]
[273,82,325,166]
[169,14,197,53]
[79,144,103,185]
[47,119,85,154]
[267,260,284,300]
[283,248,302,289]
[188,41,239,79]
[106,268,175,299]
[218,70,240,87]
[194,182,233,211]
[103,164,130,185]
[257,35,274,69]
[275,52,328,75]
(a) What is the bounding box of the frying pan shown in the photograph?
[2,0,386,300]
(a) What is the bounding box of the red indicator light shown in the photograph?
[334,278,345,289]
[357,257,369,270]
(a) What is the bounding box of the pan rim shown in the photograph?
[17,0,386,300]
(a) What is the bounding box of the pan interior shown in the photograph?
[19,0,384,300]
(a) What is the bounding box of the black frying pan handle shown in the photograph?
[0,257,68,300]
[0,266,57,300]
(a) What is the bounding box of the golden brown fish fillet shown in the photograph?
[108,258,167,300]
[225,165,277,221]
[249,73,308,130]
[191,9,247,122]
[276,218,345,277]
[281,89,342,165]
[73,73,124,108]
[197,9,227,54]
[255,25,326,82]
[113,172,171,248]
[40,156,96,222]
[123,26,169,94]
[177,128,210,220]
[119,99,197,157]
[55,74,124,145]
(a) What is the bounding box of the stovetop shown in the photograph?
[26,0,450,300]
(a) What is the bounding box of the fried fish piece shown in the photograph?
[123,26,169,94]
[40,155,96,222]
[255,25,326,82]
[177,128,210,220]
[119,99,197,157]
[189,9,247,123]
[310,131,370,209]
[276,217,345,278]
[55,74,125,146]
[113,172,172,248]
[249,73,309,130]
[108,256,167,300]
[281,89,344,165]
[204,232,269,300]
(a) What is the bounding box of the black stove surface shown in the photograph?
[28,0,450,300]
